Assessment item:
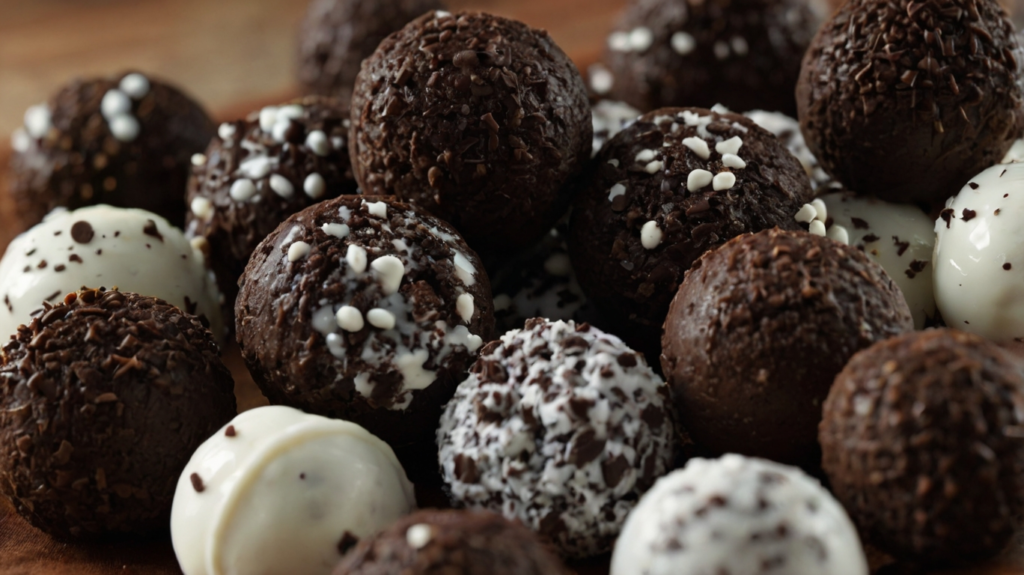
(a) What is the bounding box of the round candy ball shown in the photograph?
[172,406,415,575]
[296,0,445,103]
[610,455,869,575]
[8,72,214,229]
[186,96,357,323]
[820,329,1024,563]
[569,107,813,340]
[438,319,676,559]
[797,0,1024,205]
[349,11,592,251]
[0,288,236,539]
[333,509,569,575]
[235,195,494,480]
[661,229,914,464]
[600,0,821,116]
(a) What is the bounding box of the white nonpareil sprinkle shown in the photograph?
[218,123,236,141]
[608,31,631,52]
[239,156,274,179]
[190,197,214,221]
[101,89,132,119]
[635,149,657,163]
[304,173,326,198]
[671,31,696,55]
[722,153,746,169]
[809,220,827,236]
[712,172,736,191]
[269,174,294,198]
[682,137,711,159]
[827,224,850,245]
[406,524,433,549]
[715,136,743,155]
[794,204,817,223]
[367,308,397,330]
[346,244,368,273]
[11,128,30,153]
[24,104,51,138]
[229,178,257,202]
[336,306,364,332]
[306,130,330,156]
[456,293,475,323]
[371,255,405,294]
[811,198,828,222]
[109,115,140,142]
[640,220,663,249]
[687,169,713,191]
[287,241,311,262]
[714,41,730,60]
[191,153,207,167]
[608,183,627,202]
[322,222,349,238]
[589,65,613,94]
[645,160,664,174]
[119,73,151,99]
[731,36,749,56]
[363,200,388,218]
[259,106,279,132]
[629,27,653,51]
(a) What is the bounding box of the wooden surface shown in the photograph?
[1,0,1024,574]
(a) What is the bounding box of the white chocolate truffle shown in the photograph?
[611,455,869,575]
[0,205,223,341]
[171,406,415,575]
[820,192,936,329]
[934,162,1024,342]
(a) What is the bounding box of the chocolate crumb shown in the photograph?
[862,234,880,243]
[968,182,979,190]
[892,236,910,256]
[940,209,954,228]
[962,209,977,221]
[851,217,870,229]
[906,260,929,279]
[190,472,205,493]
[225,425,236,437]
[1004,263,1012,271]
[142,219,164,242]
[337,531,359,554]
[71,221,95,244]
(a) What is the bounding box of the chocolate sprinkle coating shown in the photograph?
[8,73,215,230]
[296,0,445,103]
[820,328,1024,563]
[332,509,570,575]
[569,107,814,342]
[661,229,914,464]
[797,0,1024,204]
[349,11,593,251]
[0,288,236,539]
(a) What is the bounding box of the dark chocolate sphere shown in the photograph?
[8,72,215,229]
[297,0,445,103]
[797,0,1024,204]
[185,96,356,326]
[0,288,236,539]
[569,107,814,343]
[332,509,570,575]
[349,11,592,252]
[601,0,822,115]
[235,195,494,482]
[661,229,914,465]
[821,328,1024,564]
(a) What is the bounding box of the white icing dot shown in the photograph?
[811,198,828,222]
[191,153,207,167]
[731,36,749,56]
[24,104,52,138]
[714,41,730,60]
[363,200,388,218]
[809,220,827,236]
[686,169,713,191]
[712,171,736,191]
[304,173,326,199]
[229,179,257,202]
[109,115,140,142]
[671,32,696,55]
[629,27,654,51]
[306,130,330,156]
[715,136,744,155]
[101,90,132,120]
[259,106,279,132]
[322,223,349,238]
[239,156,274,179]
[608,183,627,202]
[336,305,364,332]
[218,123,236,141]
[326,332,346,358]
[346,245,368,273]
[456,293,475,323]
[367,308,397,330]
[288,241,311,262]
[827,224,850,245]
[313,305,337,335]
[644,160,664,174]
[682,137,711,159]
[119,73,150,99]
[635,149,657,163]
[640,220,663,249]
[11,128,30,153]
[453,252,477,286]
[608,31,631,52]
[371,256,405,295]
[722,153,746,169]
[406,524,433,549]
[269,174,294,198]
[190,197,214,221]
[794,204,817,224]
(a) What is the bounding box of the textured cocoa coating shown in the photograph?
[569,107,814,340]
[297,0,445,103]
[0,288,236,539]
[603,0,820,115]
[8,73,215,229]
[185,96,356,327]
[235,196,494,481]
[661,229,914,464]
[797,0,1024,204]
[820,328,1024,564]
[333,509,570,575]
[349,11,592,251]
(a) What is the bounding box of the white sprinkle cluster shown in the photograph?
[100,74,150,142]
[640,220,664,250]
[287,241,311,262]
[796,199,848,244]
[609,27,654,52]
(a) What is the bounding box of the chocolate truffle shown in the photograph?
[333,509,569,575]
[611,455,869,575]
[349,11,592,251]
[297,0,445,103]
[600,0,822,116]
[797,0,1024,205]
[8,72,214,229]
[569,107,814,340]
[172,406,415,575]
[661,229,914,464]
[438,319,676,558]
[744,109,837,192]
[0,288,236,539]
[235,196,493,480]
[820,329,1024,563]
[186,96,356,325]
[0,206,224,342]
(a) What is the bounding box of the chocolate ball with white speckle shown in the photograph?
[297,0,445,103]
[569,107,814,344]
[600,0,822,116]
[236,195,494,482]
[821,329,1024,563]
[349,11,592,252]
[611,455,869,575]
[8,72,215,229]
[0,288,236,539]
[797,0,1024,205]
[186,96,356,327]
[437,319,676,558]
[662,229,914,464]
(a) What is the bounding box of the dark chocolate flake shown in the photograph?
[337,531,359,554]
[962,209,977,221]
[1004,263,1012,270]
[851,217,870,229]
[142,219,164,242]
[225,425,237,437]
[190,473,205,492]
[71,221,95,244]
